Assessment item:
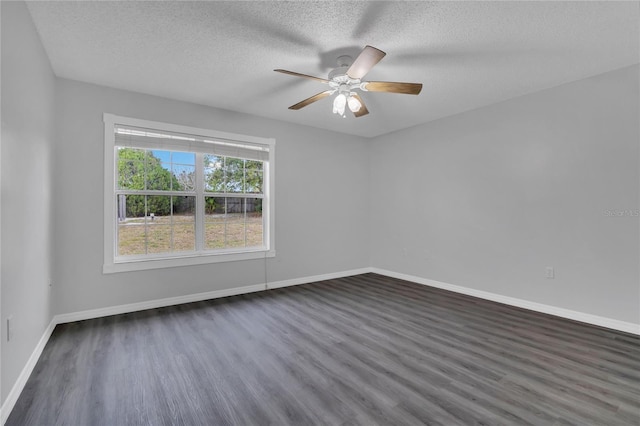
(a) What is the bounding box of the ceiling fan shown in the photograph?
[275,45,422,118]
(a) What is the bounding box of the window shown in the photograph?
[103,114,275,273]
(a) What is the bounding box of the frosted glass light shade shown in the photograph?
[347,95,362,112]
[333,93,346,116]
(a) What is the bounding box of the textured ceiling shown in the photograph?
[26,1,639,138]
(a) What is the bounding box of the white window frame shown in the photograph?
[103,113,275,273]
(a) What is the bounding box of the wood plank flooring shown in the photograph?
[7,273,640,425]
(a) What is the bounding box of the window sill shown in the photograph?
[103,249,276,274]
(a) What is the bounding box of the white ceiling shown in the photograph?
[26,1,639,138]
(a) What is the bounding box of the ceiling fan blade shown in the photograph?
[351,93,369,118]
[274,69,329,83]
[347,45,386,79]
[288,90,333,110]
[363,81,423,95]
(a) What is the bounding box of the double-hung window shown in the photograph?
[103,114,275,273]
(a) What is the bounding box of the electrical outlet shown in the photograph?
[545,267,555,279]
[7,316,14,342]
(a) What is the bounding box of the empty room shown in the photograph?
[2,1,639,425]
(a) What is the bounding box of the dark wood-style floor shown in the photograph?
[8,273,640,425]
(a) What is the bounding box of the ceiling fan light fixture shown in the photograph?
[347,95,362,113]
[333,93,347,116]
[275,45,421,118]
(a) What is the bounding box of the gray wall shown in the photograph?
[52,78,370,315]
[1,1,55,403]
[370,65,640,324]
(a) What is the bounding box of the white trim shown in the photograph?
[370,268,640,336]
[54,283,267,324]
[1,319,56,425]
[57,268,369,324]
[104,114,116,271]
[266,268,372,290]
[104,249,276,274]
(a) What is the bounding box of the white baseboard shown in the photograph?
[53,283,267,325]
[266,268,372,290]
[54,267,372,324]
[370,268,640,336]
[1,319,56,425]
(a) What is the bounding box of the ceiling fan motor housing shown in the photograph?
[328,65,351,82]
[328,61,363,94]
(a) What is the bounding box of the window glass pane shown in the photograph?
[204,196,224,216]
[245,170,263,194]
[146,151,174,190]
[173,196,195,219]
[245,160,263,193]
[118,193,146,220]
[146,195,171,219]
[246,198,263,247]
[172,152,196,192]
[204,155,224,192]
[146,195,171,254]
[171,151,195,166]
[153,150,171,163]
[245,160,263,171]
[117,194,146,255]
[203,197,264,250]
[172,196,195,251]
[226,198,245,248]
[147,225,171,254]
[225,158,244,193]
[117,195,197,256]
[117,148,146,190]
[173,164,195,191]
[225,197,243,214]
[205,196,226,249]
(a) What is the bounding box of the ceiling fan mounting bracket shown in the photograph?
[336,55,353,67]
[328,66,350,81]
